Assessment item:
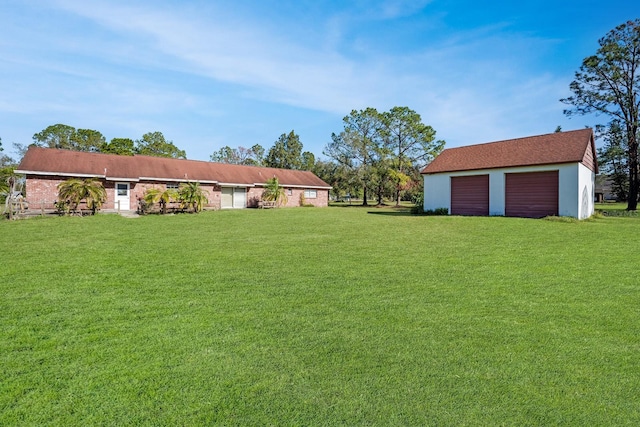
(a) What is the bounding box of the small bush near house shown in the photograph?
[56,178,107,215]
[178,182,208,213]
[426,207,449,215]
[596,208,638,217]
[410,193,424,214]
[143,187,179,215]
[262,177,288,207]
[412,198,448,215]
[298,192,315,207]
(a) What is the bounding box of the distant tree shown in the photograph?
[0,138,18,204]
[0,137,15,168]
[379,106,445,206]
[0,169,10,203]
[265,131,305,170]
[312,160,353,201]
[370,157,395,205]
[210,144,265,165]
[248,144,266,166]
[12,142,29,161]
[555,126,562,133]
[102,138,135,156]
[178,182,208,212]
[210,146,236,163]
[32,124,106,152]
[136,132,186,159]
[57,178,107,215]
[561,19,640,210]
[301,151,315,171]
[33,124,77,150]
[597,120,630,201]
[72,129,106,152]
[324,108,383,206]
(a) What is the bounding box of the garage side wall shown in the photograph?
[423,174,451,212]
[558,165,578,218]
[424,163,588,218]
[578,163,595,219]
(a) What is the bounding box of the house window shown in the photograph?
[287,189,292,196]
[116,183,128,196]
[167,183,179,190]
[304,189,317,199]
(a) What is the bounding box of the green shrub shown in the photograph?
[596,209,638,217]
[411,193,424,214]
[428,207,449,215]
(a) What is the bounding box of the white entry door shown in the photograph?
[115,182,130,210]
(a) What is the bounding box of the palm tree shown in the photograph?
[261,177,287,207]
[57,178,107,215]
[178,181,208,213]
[143,187,178,214]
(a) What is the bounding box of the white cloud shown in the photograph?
[1,0,588,159]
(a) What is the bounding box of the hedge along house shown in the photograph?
[421,129,598,219]
[16,147,331,211]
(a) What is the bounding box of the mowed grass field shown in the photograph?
[1,207,639,425]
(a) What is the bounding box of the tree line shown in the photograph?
[3,107,445,206]
[209,107,445,206]
[210,130,316,171]
[323,106,444,206]
[30,124,187,159]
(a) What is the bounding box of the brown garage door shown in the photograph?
[505,171,558,218]
[451,175,489,216]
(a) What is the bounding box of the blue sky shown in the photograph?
[1,0,638,161]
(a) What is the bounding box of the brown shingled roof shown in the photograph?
[16,147,331,188]
[421,129,597,174]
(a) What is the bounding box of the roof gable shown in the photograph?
[16,147,331,188]
[421,129,598,174]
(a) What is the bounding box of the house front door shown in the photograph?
[115,182,130,210]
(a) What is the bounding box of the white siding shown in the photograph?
[423,173,450,212]
[423,162,594,219]
[578,163,595,219]
[558,165,578,217]
[489,172,505,216]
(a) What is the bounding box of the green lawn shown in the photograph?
[595,202,628,211]
[1,208,639,425]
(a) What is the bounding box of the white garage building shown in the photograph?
[421,129,598,219]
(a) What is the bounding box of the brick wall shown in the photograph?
[249,187,329,207]
[134,182,222,211]
[24,175,327,211]
[25,175,65,209]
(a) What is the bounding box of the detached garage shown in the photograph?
[421,129,598,219]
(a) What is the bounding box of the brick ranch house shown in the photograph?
[16,147,331,211]
[421,129,598,219]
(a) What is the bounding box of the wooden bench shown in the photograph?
[259,200,277,209]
